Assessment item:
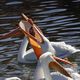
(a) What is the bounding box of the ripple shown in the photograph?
[62,27,80,31]
[0,38,16,42]
[58,31,80,36]
[72,0,80,2]
[0,46,7,51]
[36,9,66,15]
[5,1,23,5]
[41,21,70,28]
[63,22,80,26]
[0,16,21,20]
[55,18,77,23]
[41,1,57,4]
[37,16,68,23]
[0,23,10,27]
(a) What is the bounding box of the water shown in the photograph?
[0,0,80,79]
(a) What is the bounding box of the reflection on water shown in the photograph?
[0,0,80,79]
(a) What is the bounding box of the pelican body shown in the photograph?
[34,52,80,80]
[18,36,80,63]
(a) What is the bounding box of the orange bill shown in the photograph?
[53,56,73,66]
[19,20,43,59]
[21,13,44,43]
[49,55,72,78]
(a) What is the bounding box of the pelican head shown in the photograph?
[39,52,72,79]
[20,13,44,43]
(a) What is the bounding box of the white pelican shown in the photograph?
[34,52,73,80]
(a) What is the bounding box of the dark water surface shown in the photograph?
[0,0,80,79]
